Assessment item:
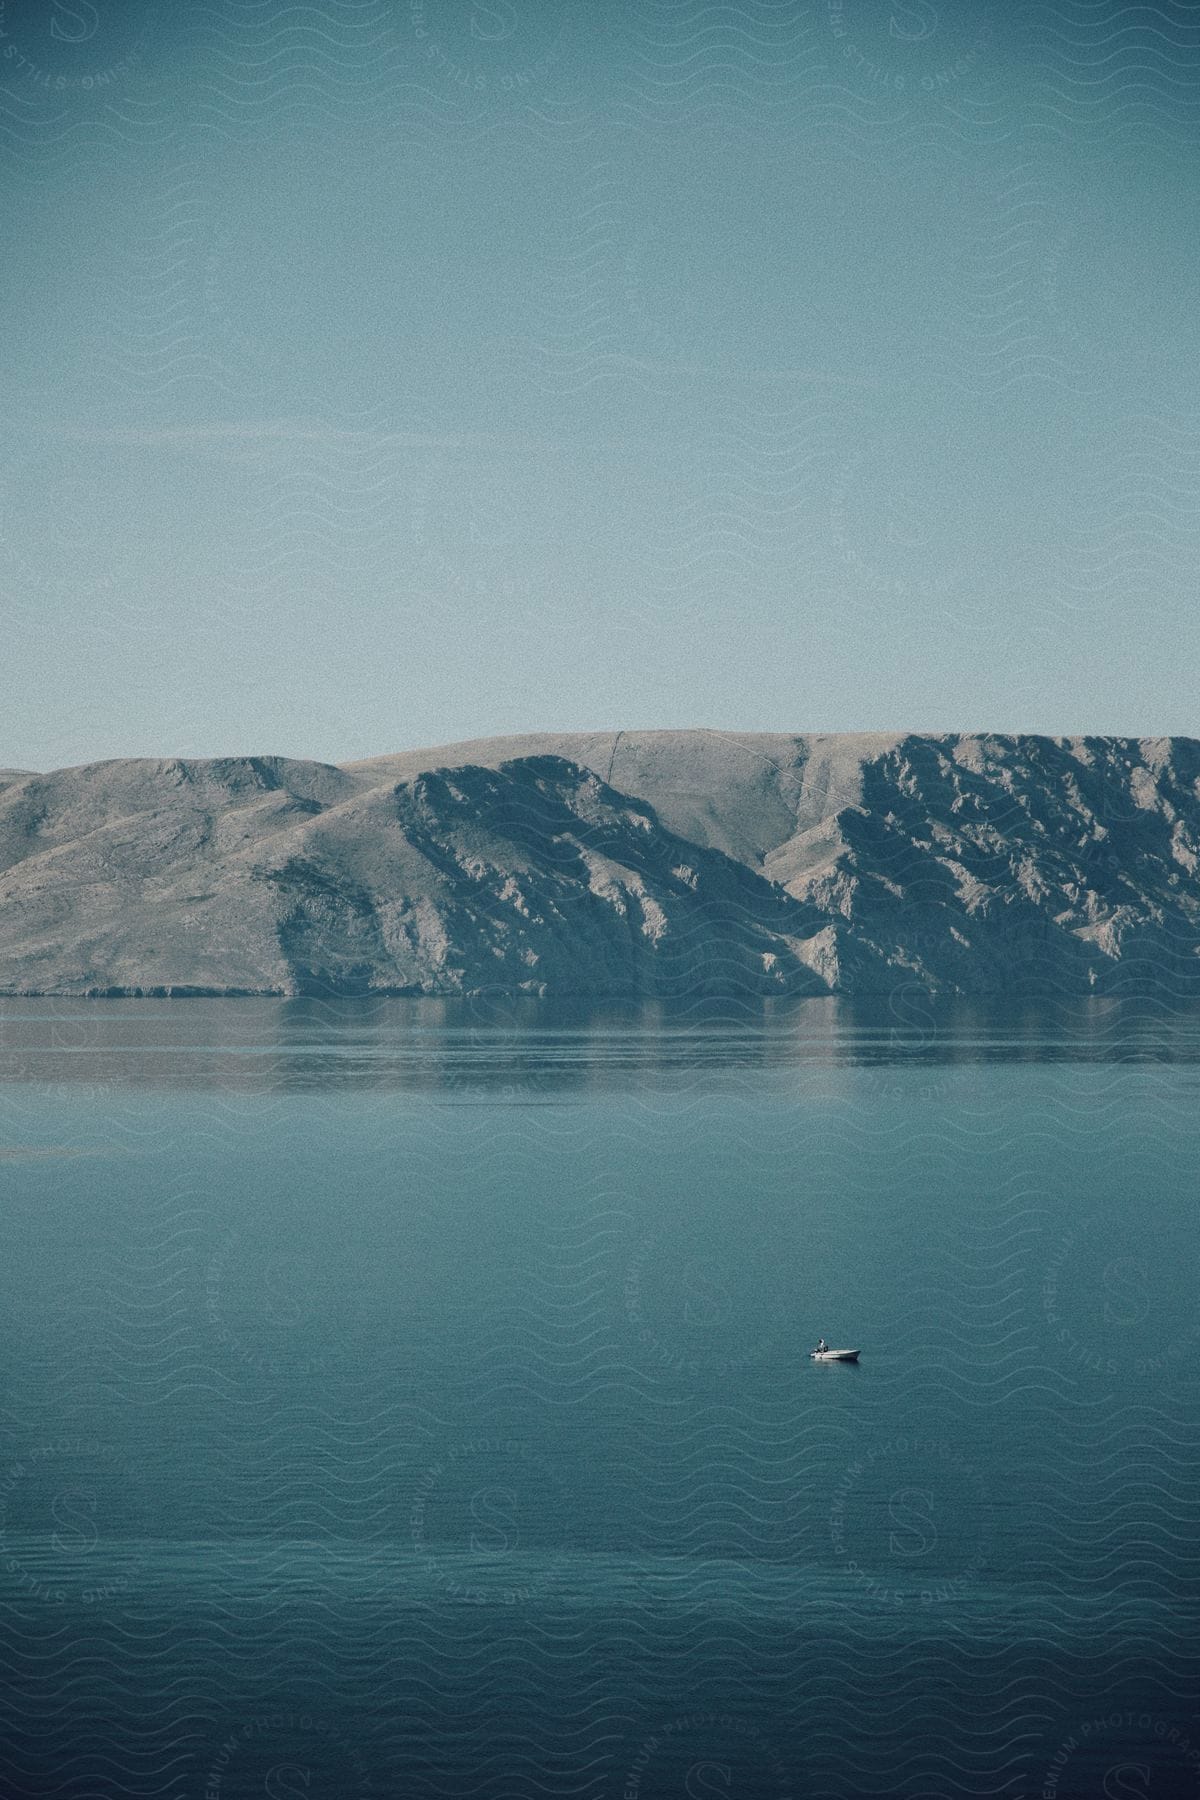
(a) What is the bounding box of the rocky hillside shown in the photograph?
[1,733,1199,998]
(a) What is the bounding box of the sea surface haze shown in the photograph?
[0,997,1197,1799]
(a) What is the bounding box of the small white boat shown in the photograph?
[810,1348,860,1362]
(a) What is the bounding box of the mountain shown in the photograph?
[1,733,1199,998]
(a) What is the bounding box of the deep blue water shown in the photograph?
[1,997,1198,1799]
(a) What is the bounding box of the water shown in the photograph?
[1,996,1198,1799]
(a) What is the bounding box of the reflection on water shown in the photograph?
[4,993,1200,1091]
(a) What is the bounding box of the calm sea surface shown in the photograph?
[1,997,1198,1799]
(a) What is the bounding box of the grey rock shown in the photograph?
[1,733,1199,997]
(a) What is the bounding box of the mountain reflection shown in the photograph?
[2,995,1200,1093]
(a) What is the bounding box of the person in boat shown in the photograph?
[815,1338,828,1354]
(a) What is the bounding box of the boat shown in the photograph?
[810,1348,860,1362]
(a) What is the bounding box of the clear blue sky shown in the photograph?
[3,0,1199,769]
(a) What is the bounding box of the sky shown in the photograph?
[2,0,1200,770]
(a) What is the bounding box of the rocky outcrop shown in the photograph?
[1,733,1199,997]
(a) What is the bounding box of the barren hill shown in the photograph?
[1,732,1198,998]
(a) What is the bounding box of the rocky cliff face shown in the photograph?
[1,733,1198,998]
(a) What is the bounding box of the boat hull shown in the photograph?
[810,1349,860,1362]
